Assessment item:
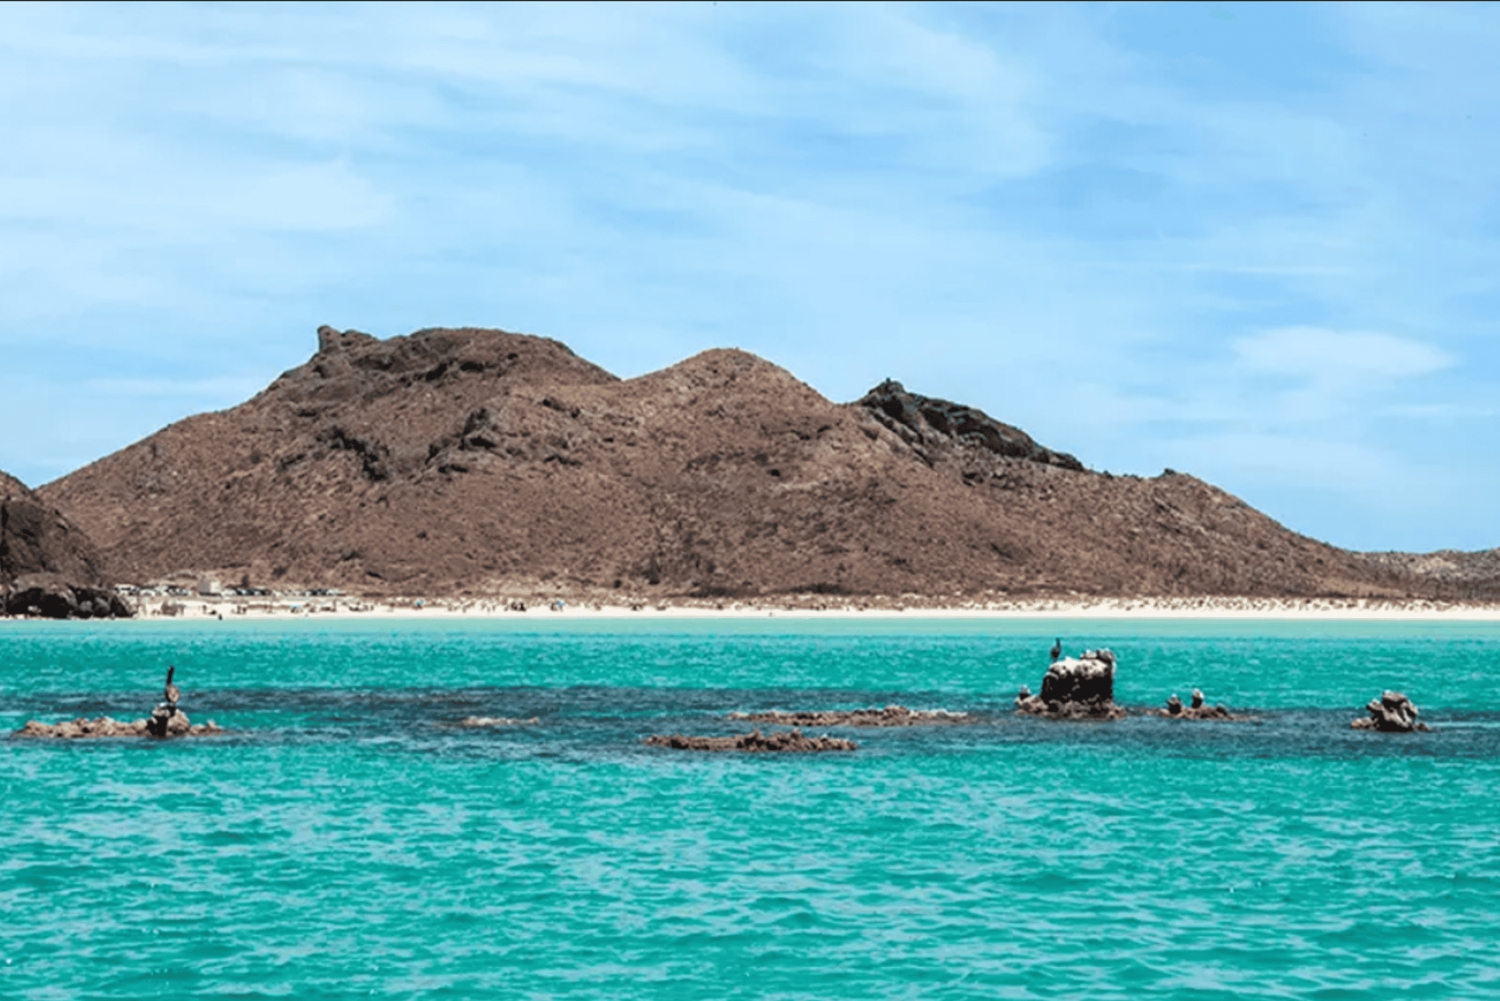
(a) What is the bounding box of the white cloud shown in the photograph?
[0,2,1497,549]
[0,156,390,236]
[1233,327,1454,382]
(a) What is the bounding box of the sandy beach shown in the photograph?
[86,593,1500,622]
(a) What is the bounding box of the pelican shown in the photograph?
[164,665,181,707]
[1049,638,1062,662]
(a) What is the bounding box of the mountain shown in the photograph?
[2,469,132,617]
[2,470,109,588]
[36,325,1485,601]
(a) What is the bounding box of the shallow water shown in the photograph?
[3,618,1498,999]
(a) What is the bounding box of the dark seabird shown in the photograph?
[164,665,181,707]
[1049,638,1062,662]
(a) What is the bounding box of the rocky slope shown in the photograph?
[2,469,131,616]
[2,470,110,587]
[37,325,1485,601]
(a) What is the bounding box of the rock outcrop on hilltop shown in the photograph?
[35,325,1474,601]
[858,380,1083,471]
[2,471,130,617]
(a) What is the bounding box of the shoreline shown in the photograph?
[10,594,1500,622]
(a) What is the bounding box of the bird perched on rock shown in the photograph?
[1049,638,1062,662]
[164,665,181,707]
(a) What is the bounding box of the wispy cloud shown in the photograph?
[1233,327,1453,382]
[0,2,1497,549]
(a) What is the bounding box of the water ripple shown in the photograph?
[4,622,1500,998]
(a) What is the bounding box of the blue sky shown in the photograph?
[1,2,1496,552]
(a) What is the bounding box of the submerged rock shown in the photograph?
[1154,688,1245,721]
[1015,649,1125,720]
[458,716,540,727]
[1351,691,1429,732]
[728,705,969,727]
[645,728,857,753]
[16,715,222,739]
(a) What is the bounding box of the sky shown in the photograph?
[0,1,1496,553]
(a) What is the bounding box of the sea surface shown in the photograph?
[3,616,1499,999]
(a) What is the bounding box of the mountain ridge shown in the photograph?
[36,325,1499,601]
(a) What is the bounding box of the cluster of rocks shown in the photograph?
[18,714,223,739]
[1153,689,1242,721]
[645,728,857,753]
[14,666,221,739]
[857,380,1084,471]
[1351,690,1429,732]
[1015,650,1126,720]
[728,705,969,727]
[4,572,131,619]
[1009,646,1431,734]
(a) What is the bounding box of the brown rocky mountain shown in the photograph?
[1,470,109,587]
[2,470,130,616]
[36,325,1495,602]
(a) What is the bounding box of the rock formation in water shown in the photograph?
[1,471,130,618]
[1015,649,1126,720]
[16,715,223,739]
[1351,691,1429,732]
[15,666,220,739]
[728,705,970,727]
[645,728,857,752]
[35,325,1483,601]
[1153,688,1244,721]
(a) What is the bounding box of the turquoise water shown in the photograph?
[3,618,1499,999]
